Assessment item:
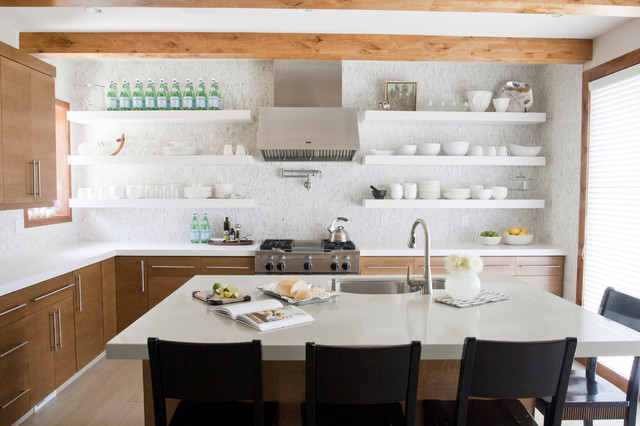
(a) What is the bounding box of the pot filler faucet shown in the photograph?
[407,218,433,295]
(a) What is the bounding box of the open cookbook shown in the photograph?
[213,299,314,331]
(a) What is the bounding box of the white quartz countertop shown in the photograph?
[0,240,565,297]
[105,274,640,361]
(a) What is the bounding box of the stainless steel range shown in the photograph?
[255,239,360,275]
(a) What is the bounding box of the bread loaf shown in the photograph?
[293,287,325,301]
[275,276,308,297]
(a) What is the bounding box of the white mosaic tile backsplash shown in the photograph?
[0,58,582,299]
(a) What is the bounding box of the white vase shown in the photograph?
[445,271,481,300]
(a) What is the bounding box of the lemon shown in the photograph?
[520,227,527,233]
[509,227,520,235]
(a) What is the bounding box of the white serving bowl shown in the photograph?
[507,143,542,157]
[396,145,417,156]
[490,186,508,200]
[479,235,502,246]
[125,185,145,199]
[466,90,493,112]
[502,234,534,245]
[214,183,234,198]
[417,143,441,156]
[443,141,469,156]
[492,98,510,113]
[473,189,493,200]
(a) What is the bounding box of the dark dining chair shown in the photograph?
[147,337,278,426]
[423,336,577,426]
[303,340,421,426]
[536,287,640,426]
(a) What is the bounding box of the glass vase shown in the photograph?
[445,270,481,300]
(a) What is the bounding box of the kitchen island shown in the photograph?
[106,274,640,425]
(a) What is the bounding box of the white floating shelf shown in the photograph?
[68,155,255,166]
[362,155,545,166]
[69,198,255,209]
[362,110,546,125]
[66,110,253,124]
[362,199,545,209]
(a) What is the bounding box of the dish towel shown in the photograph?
[435,289,510,308]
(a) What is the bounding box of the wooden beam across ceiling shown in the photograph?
[19,32,593,64]
[0,0,638,17]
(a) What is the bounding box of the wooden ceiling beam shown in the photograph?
[19,32,593,64]
[0,0,638,16]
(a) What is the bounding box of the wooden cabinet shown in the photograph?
[73,263,104,370]
[101,257,117,345]
[116,256,148,333]
[0,41,56,210]
[0,318,30,426]
[360,256,413,275]
[515,256,564,297]
[148,257,201,308]
[201,256,255,275]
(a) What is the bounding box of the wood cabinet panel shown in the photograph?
[53,296,76,387]
[517,275,563,297]
[415,256,447,275]
[101,257,117,345]
[479,256,516,275]
[116,256,148,333]
[360,256,413,275]
[73,263,104,370]
[515,256,564,276]
[148,276,192,309]
[30,68,56,202]
[26,272,74,315]
[26,306,56,406]
[0,287,30,329]
[0,64,3,205]
[0,317,30,426]
[201,256,255,275]
[147,256,201,277]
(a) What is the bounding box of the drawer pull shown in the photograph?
[519,265,562,268]
[0,303,27,317]
[1,388,30,410]
[151,265,196,269]
[78,275,83,312]
[36,160,42,198]
[483,265,513,268]
[206,266,250,270]
[32,283,75,302]
[366,266,410,269]
[0,341,28,358]
[141,260,145,292]
[57,309,62,349]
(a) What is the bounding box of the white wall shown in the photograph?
[0,26,18,48]
[584,18,640,71]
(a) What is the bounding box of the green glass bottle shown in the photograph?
[156,79,169,110]
[119,80,132,111]
[106,80,119,111]
[144,79,157,110]
[190,212,200,243]
[200,212,211,243]
[170,79,182,110]
[207,79,221,110]
[195,79,207,110]
[182,79,195,110]
[132,79,144,110]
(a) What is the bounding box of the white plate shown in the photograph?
[370,149,394,155]
[443,194,471,200]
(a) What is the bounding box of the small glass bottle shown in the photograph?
[144,79,157,110]
[106,80,119,111]
[200,212,211,243]
[195,79,207,110]
[156,79,169,110]
[223,216,230,241]
[182,79,195,110]
[170,79,182,110]
[208,79,221,110]
[132,79,144,110]
[189,212,200,243]
[119,80,132,111]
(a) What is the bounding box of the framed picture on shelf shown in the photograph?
[385,81,417,111]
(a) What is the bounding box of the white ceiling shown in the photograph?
[0,7,633,40]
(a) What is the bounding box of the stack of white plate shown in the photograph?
[442,188,471,200]
[418,181,441,199]
[183,185,212,199]
[163,146,197,155]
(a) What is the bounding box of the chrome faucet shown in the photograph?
[407,219,433,295]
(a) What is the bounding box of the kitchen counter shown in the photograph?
[0,240,565,297]
[106,274,640,361]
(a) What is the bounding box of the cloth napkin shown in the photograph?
[435,289,510,308]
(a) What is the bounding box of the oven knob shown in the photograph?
[342,262,351,271]
[330,262,340,271]
[264,262,274,271]
[304,261,313,271]
[276,261,286,271]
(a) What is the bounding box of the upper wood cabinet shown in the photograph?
[0,41,56,210]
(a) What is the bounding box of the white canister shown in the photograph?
[403,183,417,200]
[389,183,403,200]
[497,146,509,156]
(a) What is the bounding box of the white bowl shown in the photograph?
[443,141,469,156]
[417,143,440,156]
[396,145,417,156]
[109,185,125,199]
[214,183,234,198]
[466,90,493,112]
[491,186,508,200]
[473,189,493,200]
[492,98,510,113]
[125,185,145,199]
[507,144,542,157]
[502,234,534,245]
[370,149,394,156]
[480,236,502,246]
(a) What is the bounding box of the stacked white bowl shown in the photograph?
[183,185,213,199]
[403,183,417,199]
[443,141,470,156]
[442,188,471,200]
[418,181,441,199]
[214,183,234,199]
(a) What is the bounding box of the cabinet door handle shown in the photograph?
[366,265,409,269]
[51,311,57,352]
[0,303,27,318]
[1,388,30,410]
[206,266,249,270]
[151,265,196,269]
[483,265,513,268]
[141,260,145,292]
[0,341,29,358]
[32,283,75,302]
[57,309,62,349]
[36,160,42,198]
[31,160,37,197]
[77,275,83,312]
[518,265,562,268]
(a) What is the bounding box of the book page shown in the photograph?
[212,299,282,319]
[236,305,314,331]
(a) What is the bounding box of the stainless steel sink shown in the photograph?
[331,277,445,295]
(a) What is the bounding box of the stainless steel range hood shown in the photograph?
[257,60,360,162]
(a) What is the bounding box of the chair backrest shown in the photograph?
[587,287,640,416]
[305,341,421,426]
[455,337,577,426]
[147,337,264,426]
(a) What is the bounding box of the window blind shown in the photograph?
[585,64,640,377]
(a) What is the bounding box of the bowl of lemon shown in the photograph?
[502,227,533,245]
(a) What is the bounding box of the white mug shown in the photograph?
[223,144,234,155]
[235,144,247,156]
[484,145,497,156]
[497,146,509,156]
[390,183,403,200]
[468,146,483,156]
[403,183,417,200]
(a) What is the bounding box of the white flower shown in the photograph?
[445,252,483,274]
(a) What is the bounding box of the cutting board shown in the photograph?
[192,290,251,305]
[208,240,254,246]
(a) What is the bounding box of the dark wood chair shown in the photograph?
[423,337,577,426]
[147,337,278,426]
[303,341,421,426]
[537,287,640,426]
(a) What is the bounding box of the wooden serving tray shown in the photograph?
[192,290,251,305]
[208,240,254,246]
